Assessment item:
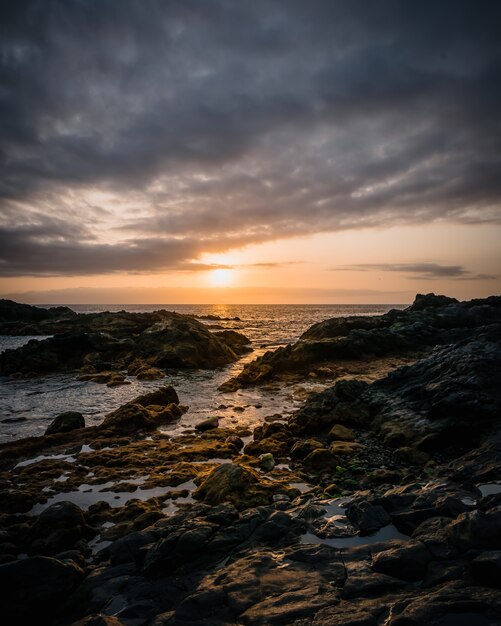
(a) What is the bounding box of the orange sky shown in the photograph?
[3,223,500,304]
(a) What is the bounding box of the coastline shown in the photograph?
[0,294,500,625]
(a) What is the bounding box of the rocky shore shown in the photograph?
[0,300,251,380]
[0,295,500,625]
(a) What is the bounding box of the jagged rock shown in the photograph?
[0,307,251,376]
[45,411,85,436]
[221,294,501,390]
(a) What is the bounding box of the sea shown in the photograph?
[0,303,406,443]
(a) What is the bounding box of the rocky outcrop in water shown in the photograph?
[220,293,501,390]
[0,305,251,378]
[0,299,76,332]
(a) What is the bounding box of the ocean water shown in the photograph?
[0,303,405,442]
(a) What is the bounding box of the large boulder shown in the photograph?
[29,501,95,555]
[194,463,274,509]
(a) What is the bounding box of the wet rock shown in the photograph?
[225,435,244,450]
[172,546,345,624]
[302,447,339,472]
[78,371,127,386]
[0,555,83,622]
[386,581,501,625]
[393,446,430,465]
[412,516,459,560]
[29,501,95,555]
[290,438,324,460]
[0,307,251,376]
[258,453,275,471]
[195,416,219,432]
[109,530,158,567]
[193,463,275,509]
[101,402,184,434]
[329,441,366,455]
[45,411,85,436]
[345,500,391,534]
[446,508,501,550]
[99,387,184,433]
[221,294,501,390]
[328,424,355,441]
[371,540,432,581]
[143,521,217,576]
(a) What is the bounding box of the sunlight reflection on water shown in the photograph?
[0,303,401,442]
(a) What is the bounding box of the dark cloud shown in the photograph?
[1,1,501,275]
[336,263,498,280]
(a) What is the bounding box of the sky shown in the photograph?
[1,0,500,304]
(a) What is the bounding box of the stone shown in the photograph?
[0,556,83,621]
[302,448,339,472]
[195,416,219,432]
[472,550,501,587]
[329,441,366,455]
[45,411,85,436]
[193,463,273,509]
[290,438,324,459]
[258,453,275,471]
[447,509,501,550]
[30,501,95,555]
[371,540,432,581]
[328,424,355,441]
[345,500,391,534]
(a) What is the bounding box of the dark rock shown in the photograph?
[290,438,324,459]
[101,400,184,433]
[371,540,432,581]
[302,447,339,472]
[447,508,501,550]
[408,293,459,311]
[109,530,157,566]
[71,615,125,626]
[0,556,83,622]
[221,294,501,390]
[346,500,391,534]
[143,521,217,576]
[328,423,356,441]
[29,501,95,555]
[45,411,85,436]
[195,416,219,432]
[0,307,251,376]
[472,550,501,587]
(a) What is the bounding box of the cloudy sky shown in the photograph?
[1,0,500,303]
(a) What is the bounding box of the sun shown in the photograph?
[208,268,235,287]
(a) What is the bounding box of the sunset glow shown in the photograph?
[0,2,499,304]
[207,269,235,288]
